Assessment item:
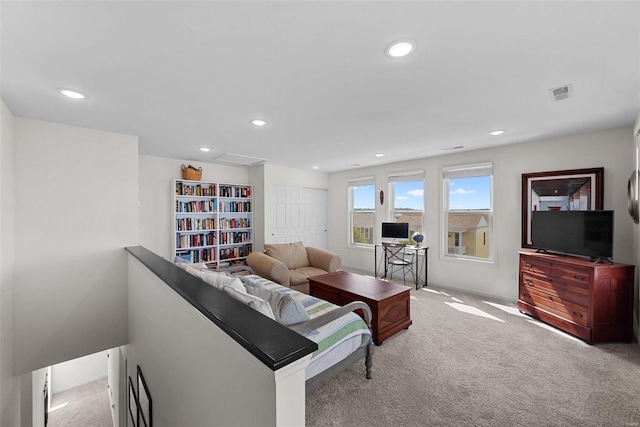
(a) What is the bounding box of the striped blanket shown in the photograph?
[239,275,371,377]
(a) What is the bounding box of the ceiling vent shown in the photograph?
[549,84,573,102]
[212,153,267,167]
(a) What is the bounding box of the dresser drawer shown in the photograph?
[552,264,591,289]
[520,285,588,327]
[520,273,590,306]
[521,256,590,289]
[520,257,552,276]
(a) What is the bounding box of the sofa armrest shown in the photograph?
[306,247,341,272]
[246,252,290,287]
[288,301,372,336]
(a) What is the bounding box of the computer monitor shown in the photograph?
[381,222,409,242]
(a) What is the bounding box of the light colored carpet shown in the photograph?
[306,285,640,427]
[48,377,113,427]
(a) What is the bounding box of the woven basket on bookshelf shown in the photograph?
[181,164,202,181]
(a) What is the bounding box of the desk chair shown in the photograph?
[382,242,415,285]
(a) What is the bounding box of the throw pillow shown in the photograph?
[222,285,275,320]
[244,282,309,326]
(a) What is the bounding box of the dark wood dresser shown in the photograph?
[518,251,634,343]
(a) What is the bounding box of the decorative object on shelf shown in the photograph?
[627,170,639,224]
[181,164,202,181]
[137,366,152,427]
[411,232,424,246]
[379,190,384,205]
[521,167,603,248]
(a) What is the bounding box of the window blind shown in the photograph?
[388,170,424,183]
[442,162,493,179]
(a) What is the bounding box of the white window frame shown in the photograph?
[348,176,376,247]
[442,162,494,262]
[388,170,425,240]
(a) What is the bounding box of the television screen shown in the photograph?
[381,222,409,240]
[531,210,613,259]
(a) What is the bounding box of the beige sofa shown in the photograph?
[246,242,341,294]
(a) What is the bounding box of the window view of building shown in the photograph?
[443,163,493,260]
[389,172,424,240]
[349,179,375,245]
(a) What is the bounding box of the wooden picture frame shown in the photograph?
[521,167,604,248]
[128,376,138,427]
[137,366,152,427]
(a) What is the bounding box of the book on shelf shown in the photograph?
[176,181,217,197]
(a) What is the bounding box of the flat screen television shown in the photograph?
[530,210,614,260]
[381,222,409,240]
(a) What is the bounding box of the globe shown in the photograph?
[412,232,424,246]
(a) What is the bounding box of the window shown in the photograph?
[388,171,424,240]
[349,177,375,245]
[443,162,493,261]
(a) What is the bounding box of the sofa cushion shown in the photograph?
[289,266,329,286]
[222,285,275,320]
[176,261,247,294]
[175,259,209,272]
[196,270,246,294]
[243,280,309,326]
[265,242,310,270]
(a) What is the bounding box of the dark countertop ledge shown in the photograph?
[126,246,317,371]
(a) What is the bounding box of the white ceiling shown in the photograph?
[2,1,639,172]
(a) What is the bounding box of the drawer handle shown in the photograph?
[523,293,531,298]
[524,278,532,283]
[524,263,532,268]
[573,275,584,281]
[548,295,554,301]
[572,311,583,318]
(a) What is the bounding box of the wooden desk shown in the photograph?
[309,271,412,345]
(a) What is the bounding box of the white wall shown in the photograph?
[329,127,635,301]
[0,99,20,426]
[51,350,108,394]
[126,255,308,426]
[12,119,139,374]
[138,155,249,260]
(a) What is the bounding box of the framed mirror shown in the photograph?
[521,167,604,248]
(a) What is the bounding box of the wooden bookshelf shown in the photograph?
[172,179,253,268]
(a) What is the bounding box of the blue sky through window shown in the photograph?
[393,181,423,210]
[353,184,375,209]
[449,176,491,209]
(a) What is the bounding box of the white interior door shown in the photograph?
[272,186,327,249]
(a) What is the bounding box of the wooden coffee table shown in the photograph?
[309,271,412,345]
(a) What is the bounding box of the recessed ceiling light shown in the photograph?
[312,166,319,170]
[57,88,86,99]
[490,130,505,136]
[251,119,266,126]
[375,153,384,157]
[386,39,416,58]
[199,147,211,152]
